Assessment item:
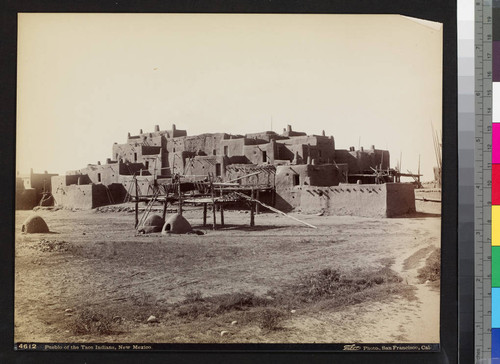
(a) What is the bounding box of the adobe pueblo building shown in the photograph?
[16,169,58,210]
[50,124,416,218]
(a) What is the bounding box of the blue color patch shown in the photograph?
[494,288,500,329]
[493,329,500,361]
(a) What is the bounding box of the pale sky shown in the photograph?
[17,13,442,180]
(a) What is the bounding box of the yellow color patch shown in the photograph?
[494,206,500,246]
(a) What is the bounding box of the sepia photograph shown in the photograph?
[15,13,442,348]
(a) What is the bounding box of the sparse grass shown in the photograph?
[259,308,287,331]
[131,290,157,307]
[211,292,269,314]
[172,266,413,328]
[64,266,416,338]
[69,308,118,335]
[417,247,441,283]
[378,257,395,267]
[175,291,271,319]
[31,239,70,252]
[271,266,406,309]
[184,290,204,304]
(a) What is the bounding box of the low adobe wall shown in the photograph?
[52,184,116,209]
[275,183,415,218]
[53,184,94,209]
[120,175,155,197]
[385,183,417,217]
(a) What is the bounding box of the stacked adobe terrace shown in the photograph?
[50,124,416,217]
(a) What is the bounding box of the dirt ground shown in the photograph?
[15,200,441,344]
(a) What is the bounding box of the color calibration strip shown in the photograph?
[492,0,500,362]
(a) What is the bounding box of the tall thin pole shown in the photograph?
[220,204,224,227]
[418,154,421,185]
[134,176,139,228]
[177,177,183,216]
[162,185,168,221]
[250,188,255,227]
[211,179,216,230]
[203,203,207,226]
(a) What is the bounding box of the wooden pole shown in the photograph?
[220,204,224,227]
[211,181,216,230]
[162,197,168,221]
[226,171,262,183]
[212,202,217,230]
[418,154,421,185]
[162,185,169,220]
[203,203,207,226]
[134,177,139,228]
[250,189,255,227]
[177,179,183,215]
[256,190,260,214]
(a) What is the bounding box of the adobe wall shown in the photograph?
[168,151,195,175]
[113,142,141,163]
[141,145,162,156]
[119,162,148,176]
[15,179,37,210]
[52,183,120,209]
[275,183,415,218]
[20,171,58,208]
[220,138,246,158]
[244,131,287,143]
[184,155,225,177]
[225,164,276,186]
[316,136,336,163]
[335,148,390,173]
[275,164,347,189]
[127,125,187,143]
[79,164,120,185]
[51,174,92,189]
[308,165,346,186]
[275,143,295,162]
[141,154,163,176]
[275,136,334,164]
[120,175,155,196]
[385,183,416,217]
[276,165,310,188]
[30,171,58,194]
[281,126,306,137]
[183,133,229,156]
[164,134,228,156]
[16,177,25,190]
[92,184,114,207]
[53,184,94,209]
[243,142,276,165]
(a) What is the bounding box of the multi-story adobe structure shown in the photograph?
[50,124,416,217]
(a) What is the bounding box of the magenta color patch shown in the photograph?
[494,123,500,164]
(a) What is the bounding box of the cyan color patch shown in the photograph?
[493,288,500,328]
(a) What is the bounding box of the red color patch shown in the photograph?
[493,164,500,205]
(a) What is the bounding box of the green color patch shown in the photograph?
[494,247,500,287]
